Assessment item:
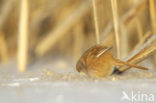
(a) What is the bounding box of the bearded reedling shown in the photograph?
[76,45,148,78]
[76,35,156,78]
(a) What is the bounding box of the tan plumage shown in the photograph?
[76,45,148,78]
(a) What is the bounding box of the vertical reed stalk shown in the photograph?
[18,0,29,72]
[111,0,120,58]
[92,0,100,44]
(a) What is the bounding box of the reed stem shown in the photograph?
[18,0,29,72]
[111,0,120,58]
[92,0,100,44]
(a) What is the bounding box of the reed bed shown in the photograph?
[0,0,156,73]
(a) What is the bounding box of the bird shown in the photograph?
[76,45,148,78]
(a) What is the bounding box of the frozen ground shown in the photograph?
[0,57,156,103]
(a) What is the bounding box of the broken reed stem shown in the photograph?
[18,0,29,72]
[149,0,156,33]
[125,35,156,61]
[35,1,91,56]
[111,0,120,59]
[120,34,156,71]
[92,0,100,44]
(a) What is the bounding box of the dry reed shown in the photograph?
[92,0,100,44]
[35,1,91,56]
[18,0,29,72]
[111,0,120,59]
[0,0,155,73]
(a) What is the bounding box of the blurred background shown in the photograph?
[0,0,156,103]
[0,0,155,70]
